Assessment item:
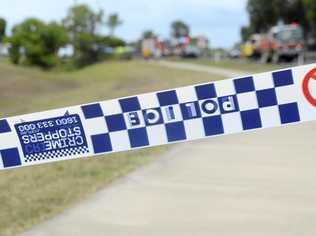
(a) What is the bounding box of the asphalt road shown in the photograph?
[154,60,248,77]
[21,63,316,236]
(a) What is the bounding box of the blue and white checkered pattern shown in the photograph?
[25,146,89,162]
[81,69,301,155]
[0,64,315,170]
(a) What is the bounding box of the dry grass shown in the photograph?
[0,59,223,236]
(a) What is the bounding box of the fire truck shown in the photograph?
[242,23,305,63]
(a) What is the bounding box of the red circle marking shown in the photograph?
[302,68,316,107]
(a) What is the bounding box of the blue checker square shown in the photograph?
[0,119,11,133]
[105,114,126,132]
[203,115,224,136]
[81,103,103,119]
[119,97,141,112]
[157,90,179,106]
[1,148,21,168]
[256,88,277,108]
[195,83,217,100]
[165,122,186,142]
[128,128,149,148]
[272,69,294,87]
[241,109,262,130]
[180,102,201,120]
[91,134,112,153]
[234,76,255,93]
[279,102,300,124]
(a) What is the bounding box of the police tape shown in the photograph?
[0,63,316,170]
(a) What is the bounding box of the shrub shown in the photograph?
[6,18,68,68]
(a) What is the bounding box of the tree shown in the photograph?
[7,18,68,68]
[43,22,69,55]
[72,33,101,68]
[0,18,6,42]
[273,0,309,33]
[304,0,316,38]
[246,0,278,33]
[101,36,125,47]
[171,20,190,38]
[72,34,126,68]
[243,0,310,41]
[63,4,103,39]
[63,4,104,67]
[142,30,155,39]
[240,25,254,42]
[106,13,123,36]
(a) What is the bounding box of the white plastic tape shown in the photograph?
[0,63,316,170]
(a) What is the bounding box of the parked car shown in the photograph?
[181,45,201,58]
[229,48,241,58]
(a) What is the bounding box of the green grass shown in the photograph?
[176,58,287,73]
[0,60,223,236]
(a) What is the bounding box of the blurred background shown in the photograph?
[1,1,316,236]
[0,0,316,67]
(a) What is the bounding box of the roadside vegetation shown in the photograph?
[0,59,223,236]
[2,4,125,70]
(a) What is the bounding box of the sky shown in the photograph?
[0,0,249,48]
